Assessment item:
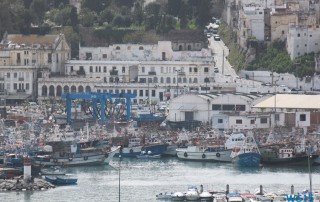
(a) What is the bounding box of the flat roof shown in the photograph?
[253,94,320,109]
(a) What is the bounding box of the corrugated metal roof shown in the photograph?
[253,94,320,109]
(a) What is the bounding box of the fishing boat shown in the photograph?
[261,147,319,166]
[185,185,200,201]
[33,145,120,166]
[176,132,245,162]
[132,106,166,127]
[45,176,77,185]
[176,145,232,162]
[40,166,66,175]
[199,191,213,202]
[230,131,261,167]
[171,192,185,201]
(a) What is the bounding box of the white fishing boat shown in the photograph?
[200,191,213,202]
[185,185,200,201]
[171,192,185,201]
[176,132,246,162]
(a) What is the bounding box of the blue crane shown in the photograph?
[61,93,136,125]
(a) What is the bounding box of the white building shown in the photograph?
[167,93,272,132]
[38,40,218,104]
[238,3,266,48]
[287,24,320,60]
[0,33,70,103]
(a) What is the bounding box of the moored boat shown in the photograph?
[231,131,261,167]
[185,185,200,201]
[261,147,319,166]
[45,176,77,185]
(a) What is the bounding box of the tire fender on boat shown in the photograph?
[184,152,188,158]
[202,154,206,159]
[105,153,109,158]
[130,149,134,154]
[216,153,221,158]
[84,156,88,161]
[68,158,73,162]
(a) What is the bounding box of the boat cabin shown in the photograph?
[278,148,294,158]
[225,132,245,149]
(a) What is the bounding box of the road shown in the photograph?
[208,36,237,77]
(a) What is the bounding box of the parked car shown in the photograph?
[214,35,221,41]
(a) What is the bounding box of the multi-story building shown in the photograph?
[287,24,320,59]
[238,3,266,48]
[0,33,70,103]
[38,39,217,104]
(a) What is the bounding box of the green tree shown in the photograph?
[79,8,96,27]
[178,1,188,29]
[196,0,211,28]
[144,2,163,31]
[81,0,110,13]
[167,0,181,17]
[132,1,144,25]
[30,0,47,24]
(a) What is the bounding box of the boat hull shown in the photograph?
[261,154,319,166]
[176,148,232,162]
[232,152,261,167]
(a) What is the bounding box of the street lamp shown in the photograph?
[273,79,279,128]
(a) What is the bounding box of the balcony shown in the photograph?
[148,71,156,75]
[0,77,4,81]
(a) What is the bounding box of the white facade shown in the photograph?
[167,93,272,130]
[0,33,70,101]
[287,24,320,59]
[238,4,265,48]
[38,41,218,104]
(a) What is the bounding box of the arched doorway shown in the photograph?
[56,85,62,96]
[42,85,47,96]
[85,86,91,93]
[71,85,76,93]
[63,86,69,93]
[78,85,84,93]
[49,85,55,96]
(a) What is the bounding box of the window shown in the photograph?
[250,119,255,124]
[152,90,155,97]
[104,66,107,72]
[14,73,17,78]
[204,67,209,73]
[161,67,164,73]
[122,66,125,73]
[300,114,306,121]
[212,105,222,110]
[139,90,143,96]
[14,83,17,90]
[90,66,93,72]
[260,118,268,124]
[189,67,192,72]
[236,119,242,124]
[26,83,29,90]
[70,66,74,71]
[103,54,107,58]
[218,119,223,123]
[275,114,279,121]
[142,66,145,73]
[194,68,198,73]
[282,30,285,35]
[139,46,144,50]
[116,46,120,50]
[298,34,300,37]
[310,35,312,37]
[7,73,10,78]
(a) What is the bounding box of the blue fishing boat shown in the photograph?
[45,176,77,185]
[231,131,261,167]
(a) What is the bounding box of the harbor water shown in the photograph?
[2,158,320,202]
